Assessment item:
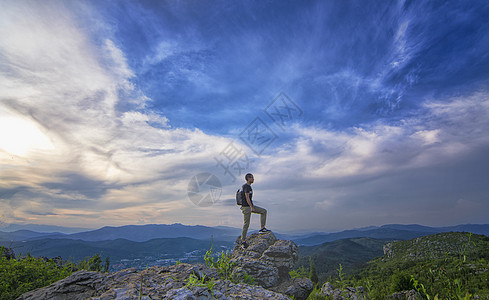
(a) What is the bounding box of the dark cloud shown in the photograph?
[42,173,114,199]
[0,187,24,199]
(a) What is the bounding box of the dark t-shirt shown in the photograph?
[241,183,253,207]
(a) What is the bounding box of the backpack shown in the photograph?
[236,188,243,206]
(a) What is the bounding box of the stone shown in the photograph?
[17,263,292,300]
[17,270,107,300]
[231,232,312,300]
[282,278,315,300]
[319,282,367,300]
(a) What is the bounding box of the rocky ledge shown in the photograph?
[232,231,313,300]
[17,231,312,300]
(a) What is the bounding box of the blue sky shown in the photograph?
[1,0,489,232]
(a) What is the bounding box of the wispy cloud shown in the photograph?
[248,91,489,230]
[0,1,235,227]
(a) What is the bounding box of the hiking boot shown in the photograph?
[259,228,270,234]
[241,241,249,248]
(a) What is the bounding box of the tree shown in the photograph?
[309,257,318,284]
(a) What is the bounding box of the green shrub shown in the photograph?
[0,255,71,300]
[290,265,309,278]
[390,271,413,293]
[0,247,110,300]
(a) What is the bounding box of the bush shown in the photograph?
[390,272,413,293]
[0,247,110,300]
[0,255,71,300]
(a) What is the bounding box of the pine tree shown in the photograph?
[309,256,318,284]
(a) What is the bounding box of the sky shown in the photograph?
[1,0,489,233]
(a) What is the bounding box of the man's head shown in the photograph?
[245,173,254,184]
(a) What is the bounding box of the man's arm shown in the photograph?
[245,192,254,212]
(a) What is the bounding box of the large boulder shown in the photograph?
[17,269,109,300]
[231,232,313,300]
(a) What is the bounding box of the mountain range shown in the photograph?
[1,223,488,244]
[1,223,488,271]
[0,223,241,242]
[0,237,231,264]
[293,224,489,246]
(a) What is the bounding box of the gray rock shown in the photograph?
[231,232,312,300]
[17,270,107,300]
[319,282,367,300]
[389,289,422,300]
[17,263,293,300]
[283,278,314,300]
[231,256,280,288]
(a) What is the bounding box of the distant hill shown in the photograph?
[294,228,432,246]
[2,223,488,245]
[0,223,90,234]
[0,223,242,242]
[63,223,241,242]
[294,224,489,246]
[0,230,64,241]
[382,231,489,261]
[295,237,387,282]
[0,237,233,266]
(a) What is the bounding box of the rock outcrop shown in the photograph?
[17,232,312,300]
[17,263,291,300]
[231,232,313,300]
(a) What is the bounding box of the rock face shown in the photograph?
[231,232,313,300]
[17,263,291,300]
[17,232,312,300]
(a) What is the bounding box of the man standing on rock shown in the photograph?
[240,173,270,248]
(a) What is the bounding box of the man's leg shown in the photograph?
[241,206,251,240]
[252,205,267,229]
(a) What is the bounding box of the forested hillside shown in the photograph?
[301,232,489,299]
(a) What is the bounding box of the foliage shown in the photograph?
[343,232,489,299]
[290,265,309,278]
[309,257,319,284]
[0,247,110,300]
[336,264,346,289]
[296,237,386,282]
[204,242,255,285]
[185,273,208,288]
[298,232,489,300]
[76,253,110,272]
[240,271,256,285]
[306,286,327,300]
[0,253,70,300]
[390,271,413,293]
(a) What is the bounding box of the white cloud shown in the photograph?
[241,91,489,230]
[0,1,238,226]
